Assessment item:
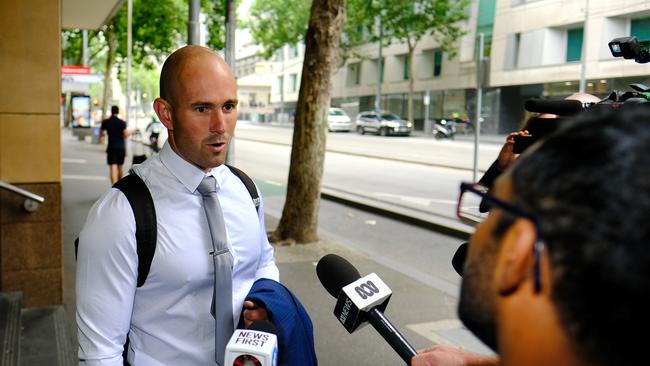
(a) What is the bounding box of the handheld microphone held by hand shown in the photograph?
[225,320,278,366]
[316,254,417,364]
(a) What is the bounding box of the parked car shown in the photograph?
[355,111,412,136]
[327,107,352,132]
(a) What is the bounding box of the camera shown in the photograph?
[608,36,650,63]
[514,36,650,153]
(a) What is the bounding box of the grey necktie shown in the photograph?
[197,175,234,366]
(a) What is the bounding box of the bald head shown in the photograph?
[159,45,233,106]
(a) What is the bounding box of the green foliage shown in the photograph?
[245,0,467,62]
[246,0,371,61]
[112,0,187,69]
[338,0,374,63]
[368,0,470,57]
[246,0,311,59]
[202,0,227,51]
[62,0,188,117]
[61,29,106,67]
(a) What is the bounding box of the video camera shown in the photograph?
[514,36,650,153]
[609,36,650,63]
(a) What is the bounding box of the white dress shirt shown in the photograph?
[76,142,279,365]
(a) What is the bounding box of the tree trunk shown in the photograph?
[101,23,117,121]
[270,0,347,244]
[407,41,415,124]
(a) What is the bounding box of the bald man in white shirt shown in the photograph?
[76,46,279,365]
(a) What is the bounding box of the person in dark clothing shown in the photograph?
[101,105,129,184]
[415,106,650,366]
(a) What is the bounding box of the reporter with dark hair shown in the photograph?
[414,106,650,366]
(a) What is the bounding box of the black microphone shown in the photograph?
[524,99,587,115]
[316,254,417,364]
[452,242,468,277]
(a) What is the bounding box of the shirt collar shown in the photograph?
[159,141,229,193]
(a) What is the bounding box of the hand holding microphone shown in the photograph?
[316,254,417,364]
[225,320,278,366]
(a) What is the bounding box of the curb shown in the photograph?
[320,186,472,240]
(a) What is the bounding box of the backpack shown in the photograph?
[74,164,260,287]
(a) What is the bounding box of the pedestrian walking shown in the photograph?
[101,105,129,184]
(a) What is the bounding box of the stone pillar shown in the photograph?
[0,0,63,307]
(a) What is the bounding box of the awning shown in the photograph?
[62,0,125,29]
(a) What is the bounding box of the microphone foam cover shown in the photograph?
[316,254,361,298]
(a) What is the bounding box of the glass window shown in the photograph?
[631,17,650,43]
[402,55,409,80]
[566,27,584,62]
[276,76,284,94]
[381,113,401,120]
[434,48,443,77]
[289,74,297,92]
[476,0,496,59]
[347,63,361,86]
[504,33,520,69]
[355,63,361,85]
[374,58,386,83]
[274,48,284,62]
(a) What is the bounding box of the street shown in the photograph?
[235,122,503,234]
[61,126,495,366]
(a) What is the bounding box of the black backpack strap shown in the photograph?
[226,165,260,212]
[113,173,157,288]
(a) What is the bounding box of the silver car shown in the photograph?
[355,111,412,136]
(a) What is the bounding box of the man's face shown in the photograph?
[166,54,238,170]
[458,174,514,351]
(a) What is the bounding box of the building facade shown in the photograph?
[242,0,650,135]
[0,0,123,308]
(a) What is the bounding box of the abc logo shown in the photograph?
[354,280,379,300]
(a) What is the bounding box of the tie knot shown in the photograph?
[197,175,218,195]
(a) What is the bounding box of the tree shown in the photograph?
[246,0,371,244]
[112,0,187,68]
[62,0,186,120]
[202,0,227,51]
[367,0,470,123]
[61,29,105,67]
[248,0,368,63]
[111,0,186,120]
[268,0,347,244]
[247,0,311,59]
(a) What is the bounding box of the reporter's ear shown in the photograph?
[495,219,537,295]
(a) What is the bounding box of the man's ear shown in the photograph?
[153,98,174,130]
[495,218,537,295]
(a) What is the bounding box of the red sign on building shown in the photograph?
[62,65,91,75]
